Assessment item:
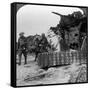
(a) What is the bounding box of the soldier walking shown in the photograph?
[17,32,27,65]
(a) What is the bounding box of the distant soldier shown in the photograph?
[34,33,49,61]
[17,32,27,65]
[39,33,49,52]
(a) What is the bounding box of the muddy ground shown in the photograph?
[16,55,87,86]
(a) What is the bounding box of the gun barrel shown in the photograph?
[52,12,62,16]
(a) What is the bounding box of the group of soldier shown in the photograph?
[17,32,49,65]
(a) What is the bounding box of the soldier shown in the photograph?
[17,32,27,65]
[39,33,49,52]
[34,33,49,61]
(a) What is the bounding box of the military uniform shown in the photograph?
[18,35,27,65]
[39,35,49,53]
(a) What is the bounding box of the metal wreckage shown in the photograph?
[50,8,87,52]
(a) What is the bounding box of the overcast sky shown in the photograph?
[17,5,83,40]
